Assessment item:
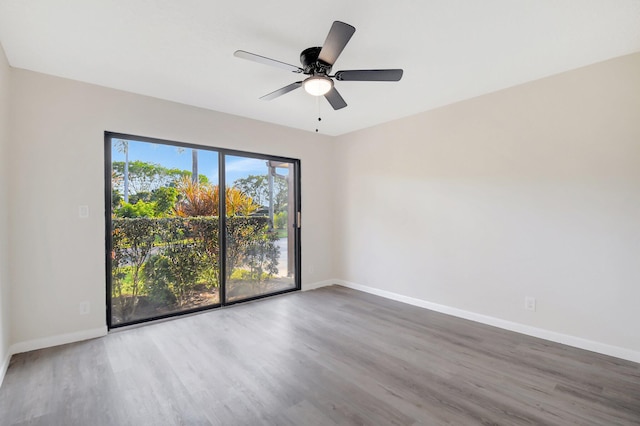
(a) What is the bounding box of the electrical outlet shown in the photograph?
[78,205,89,218]
[79,301,90,315]
[308,264,315,274]
[525,297,536,311]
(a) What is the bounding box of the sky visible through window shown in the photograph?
[111,139,269,186]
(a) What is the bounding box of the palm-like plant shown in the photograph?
[173,177,259,217]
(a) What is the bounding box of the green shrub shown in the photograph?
[115,200,158,218]
[111,218,161,321]
[185,217,219,289]
[226,216,273,281]
[230,268,272,282]
[274,211,287,229]
[111,216,278,319]
[244,229,279,282]
[159,219,206,307]
[143,254,177,307]
[151,186,179,216]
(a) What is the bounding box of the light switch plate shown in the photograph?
[78,205,89,218]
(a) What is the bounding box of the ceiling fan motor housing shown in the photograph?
[300,47,331,75]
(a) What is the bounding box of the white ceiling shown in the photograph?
[1,1,639,136]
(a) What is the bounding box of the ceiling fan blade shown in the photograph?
[234,50,303,73]
[260,82,303,100]
[334,69,404,81]
[324,87,347,110]
[318,21,356,66]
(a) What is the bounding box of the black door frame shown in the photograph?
[104,131,301,329]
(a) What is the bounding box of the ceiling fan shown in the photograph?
[234,21,403,110]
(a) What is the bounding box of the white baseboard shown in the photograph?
[2,279,636,389]
[9,326,108,356]
[1,326,107,388]
[302,279,335,291]
[335,279,640,364]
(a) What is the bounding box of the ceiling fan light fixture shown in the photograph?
[303,76,333,96]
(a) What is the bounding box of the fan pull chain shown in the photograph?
[316,96,322,133]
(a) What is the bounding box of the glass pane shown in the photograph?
[110,139,220,325]
[225,155,296,303]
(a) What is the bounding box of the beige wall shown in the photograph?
[7,69,335,345]
[0,43,11,373]
[334,53,640,355]
[3,51,640,362]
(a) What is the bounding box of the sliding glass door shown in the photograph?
[224,156,297,303]
[106,133,300,328]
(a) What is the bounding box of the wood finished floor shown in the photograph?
[1,285,639,425]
